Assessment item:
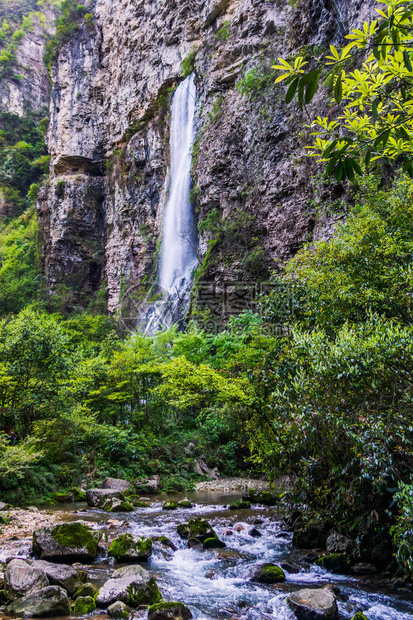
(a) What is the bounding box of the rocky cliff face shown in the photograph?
[37,0,375,321]
[0,8,54,117]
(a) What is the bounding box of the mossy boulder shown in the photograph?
[108,600,131,618]
[351,614,368,620]
[315,554,351,574]
[72,488,87,502]
[102,498,135,512]
[86,488,126,508]
[148,601,192,620]
[73,583,96,599]
[177,519,216,543]
[157,536,177,551]
[53,492,74,504]
[229,500,251,509]
[162,501,178,510]
[33,522,102,562]
[6,585,71,617]
[74,596,96,615]
[243,489,278,506]
[178,500,192,508]
[250,563,285,584]
[127,495,150,508]
[96,565,162,608]
[203,537,226,549]
[108,534,152,562]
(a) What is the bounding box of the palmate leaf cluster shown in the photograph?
[274,0,413,181]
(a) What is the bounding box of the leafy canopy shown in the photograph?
[274,0,413,181]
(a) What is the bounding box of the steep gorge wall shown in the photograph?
[37,0,375,319]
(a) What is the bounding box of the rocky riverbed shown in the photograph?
[0,480,412,620]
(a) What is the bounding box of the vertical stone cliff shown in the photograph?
[37,0,375,319]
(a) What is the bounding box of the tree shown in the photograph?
[273,0,413,181]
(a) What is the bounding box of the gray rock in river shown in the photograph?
[5,558,49,600]
[108,600,132,618]
[6,585,71,617]
[86,488,126,507]
[96,565,162,608]
[34,560,81,595]
[101,478,131,492]
[33,522,102,562]
[148,602,193,620]
[288,588,338,619]
[326,531,353,554]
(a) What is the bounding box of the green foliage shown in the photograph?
[392,481,413,572]
[274,0,413,181]
[237,66,274,99]
[0,209,43,315]
[214,20,231,42]
[44,0,91,71]
[267,175,413,329]
[181,48,198,78]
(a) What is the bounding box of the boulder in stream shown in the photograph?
[315,554,351,574]
[326,531,353,554]
[5,559,49,600]
[96,564,162,608]
[108,534,152,562]
[177,519,217,543]
[229,500,251,510]
[34,560,82,595]
[6,585,71,617]
[73,595,96,615]
[162,501,178,510]
[101,478,132,493]
[102,498,135,512]
[203,537,226,549]
[86,488,126,508]
[108,600,132,618]
[288,588,338,619]
[33,522,102,562]
[250,563,285,584]
[73,583,96,599]
[148,602,192,620]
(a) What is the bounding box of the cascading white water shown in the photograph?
[159,74,198,296]
[140,75,198,334]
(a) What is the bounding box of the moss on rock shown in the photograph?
[74,595,96,615]
[72,488,87,502]
[251,563,285,584]
[315,553,351,574]
[108,533,152,561]
[203,537,226,549]
[51,522,100,558]
[351,614,368,620]
[73,583,95,599]
[148,601,192,620]
[127,496,150,508]
[162,501,178,510]
[177,519,216,543]
[229,500,251,509]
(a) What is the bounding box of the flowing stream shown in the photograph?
[7,491,413,620]
[141,75,198,334]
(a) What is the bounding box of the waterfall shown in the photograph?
[159,74,198,297]
[140,75,198,334]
